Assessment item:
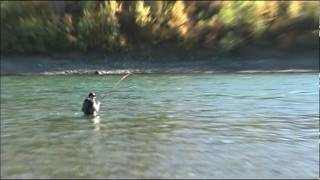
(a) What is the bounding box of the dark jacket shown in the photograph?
[82,98,94,115]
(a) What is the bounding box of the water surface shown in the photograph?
[1,74,319,178]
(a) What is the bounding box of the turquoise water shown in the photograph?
[1,74,319,178]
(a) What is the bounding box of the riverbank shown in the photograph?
[1,50,318,75]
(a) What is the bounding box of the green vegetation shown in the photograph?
[1,1,318,55]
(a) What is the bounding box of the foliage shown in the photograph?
[77,1,122,51]
[1,1,318,54]
[135,1,152,27]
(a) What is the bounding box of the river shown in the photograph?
[1,73,318,178]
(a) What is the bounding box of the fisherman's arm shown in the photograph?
[93,101,101,111]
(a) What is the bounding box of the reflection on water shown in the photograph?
[1,74,319,178]
[88,116,101,131]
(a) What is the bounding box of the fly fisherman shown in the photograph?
[81,73,132,118]
[82,92,101,116]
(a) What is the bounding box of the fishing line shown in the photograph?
[100,72,133,100]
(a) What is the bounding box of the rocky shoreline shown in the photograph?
[1,51,318,75]
[6,69,317,76]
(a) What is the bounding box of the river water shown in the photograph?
[1,73,319,178]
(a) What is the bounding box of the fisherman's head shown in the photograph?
[88,92,96,100]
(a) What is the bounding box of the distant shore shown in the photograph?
[1,50,318,75]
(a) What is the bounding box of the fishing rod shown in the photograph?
[100,72,133,100]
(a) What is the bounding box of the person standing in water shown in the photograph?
[82,92,101,116]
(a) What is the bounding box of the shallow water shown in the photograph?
[1,74,319,178]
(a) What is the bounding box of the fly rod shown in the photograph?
[100,72,132,100]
